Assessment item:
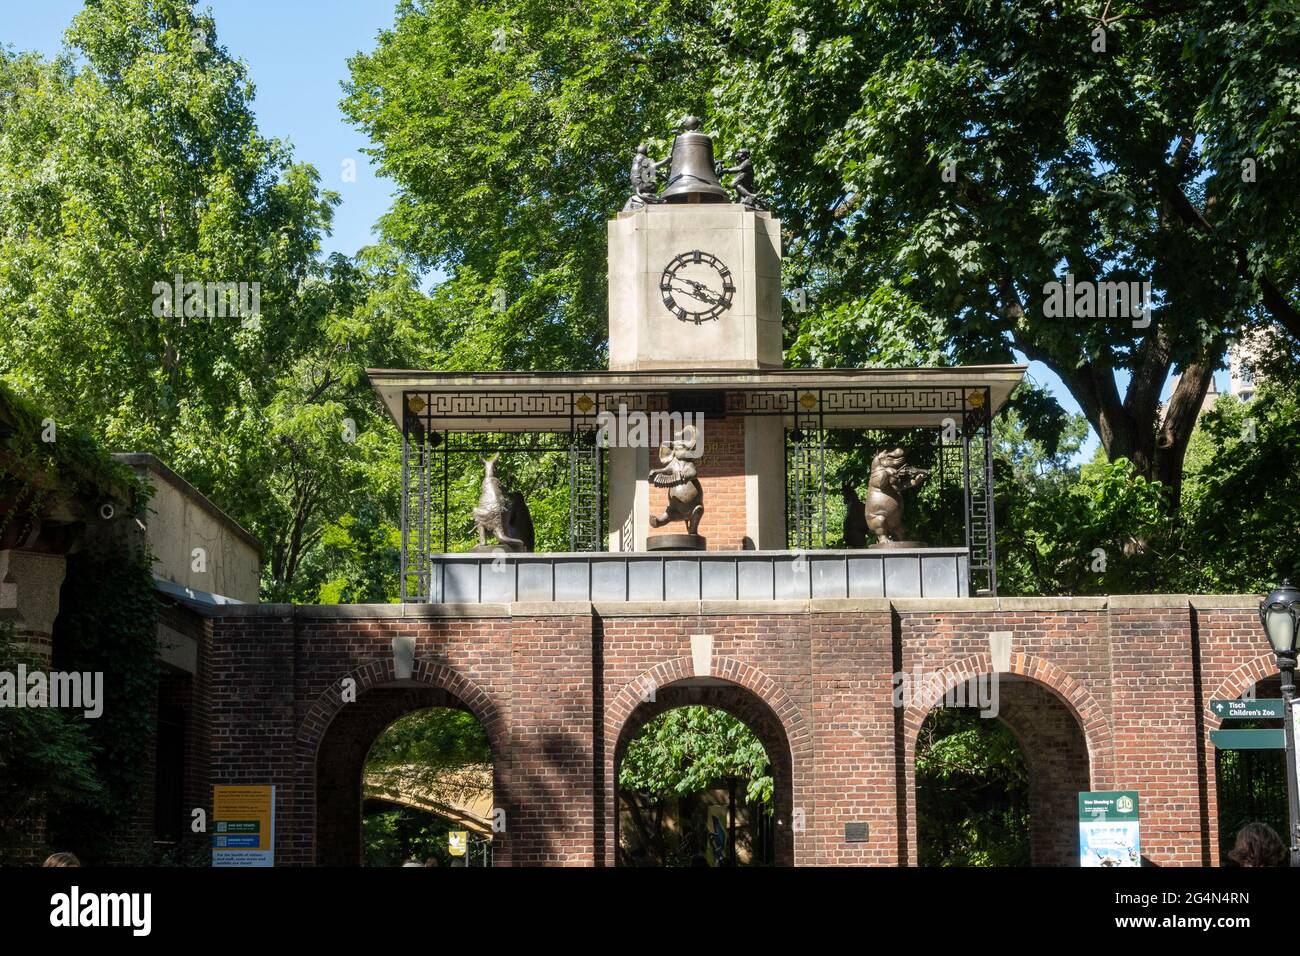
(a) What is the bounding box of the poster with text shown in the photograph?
[212,785,275,867]
[1078,791,1140,867]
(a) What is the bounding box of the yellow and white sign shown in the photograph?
[212,785,275,867]
[448,830,468,858]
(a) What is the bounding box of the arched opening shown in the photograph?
[613,680,795,867]
[361,706,494,867]
[915,673,1090,866]
[314,684,498,866]
[1214,674,1290,863]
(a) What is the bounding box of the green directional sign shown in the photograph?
[1210,699,1285,720]
[1210,729,1285,750]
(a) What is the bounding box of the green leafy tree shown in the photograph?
[916,707,1030,867]
[0,623,103,864]
[618,706,771,864]
[1176,381,1300,592]
[0,2,414,601]
[706,0,1300,508]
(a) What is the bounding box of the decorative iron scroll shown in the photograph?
[400,428,436,602]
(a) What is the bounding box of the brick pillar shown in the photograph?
[1107,600,1209,865]
[508,613,595,864]
[810,606,898,864]
[210,610,300,863]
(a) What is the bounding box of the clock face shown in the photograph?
[659,249,735,324]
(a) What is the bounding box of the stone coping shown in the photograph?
[208,594,1263,619]
[114,452,264,556]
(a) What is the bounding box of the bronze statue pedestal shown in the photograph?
[867,540,928,549]
[646,533,707,552]
[472,541,528,554]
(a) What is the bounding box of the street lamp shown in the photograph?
[1259,580,1300,867]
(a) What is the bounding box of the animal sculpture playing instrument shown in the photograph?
[843,448,930,547]
[648,425,704,535]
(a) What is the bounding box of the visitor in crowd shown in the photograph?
[42,852,81,867]
[1226,822,1287,867]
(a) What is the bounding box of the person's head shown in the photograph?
[1228,822,1287,867]
[42,852,80,868]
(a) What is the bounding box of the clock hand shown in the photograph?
[672,278,723,305]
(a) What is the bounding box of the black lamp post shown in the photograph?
[1259,580,1300,867]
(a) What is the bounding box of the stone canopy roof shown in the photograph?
[367,365,1027,433]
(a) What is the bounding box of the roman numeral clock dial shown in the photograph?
[659,249,735,324]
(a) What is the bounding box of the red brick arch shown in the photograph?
[297,657,509,866]
[901,652,1112,866]
[605,656,812,866]
[1203,652,1284,866]
[1205,653,1280,729]
[902,652,1114,784]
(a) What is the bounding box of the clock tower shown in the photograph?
[607,119,782,371]
[606,118,786,552]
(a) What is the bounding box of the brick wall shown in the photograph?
[208,595,1277,867]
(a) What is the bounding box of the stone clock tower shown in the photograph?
[606,118,786,551]
[607,120,782,370]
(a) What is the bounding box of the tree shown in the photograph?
[916,707,1030,866]
[0,1,411,600]
[344,0,1300,509]
[342,0,722,373]
[1176,381,1300,592]
[707,0,1300,508]
[618,706,771,864]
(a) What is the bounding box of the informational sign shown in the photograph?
[1210,698,1285,720]
[212,785,275,867]
[1210,729,1285,750]
[448,831,468,858]
[1078,791,1140,868]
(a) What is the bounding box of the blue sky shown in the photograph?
[6,1,1228,461]
[5,0,396,260]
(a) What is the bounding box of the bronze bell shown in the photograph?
[660,116,730,203]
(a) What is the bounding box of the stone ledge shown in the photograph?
[1188,594,1262,609]
[995,596,1109,611]
[1107,593,1193,609]
[206,594,1266,620]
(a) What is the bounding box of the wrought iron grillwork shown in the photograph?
[568,431,604,553]
[399,383,999,599]
[963,391,997,596]
[400,419,602,601]
[401,419,435,602]
[1216,747,1289,860]
[787,427,827,550]
[400,384,978,430]
[786,387,827,550]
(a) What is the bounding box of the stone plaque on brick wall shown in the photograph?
[844,822,869,843]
